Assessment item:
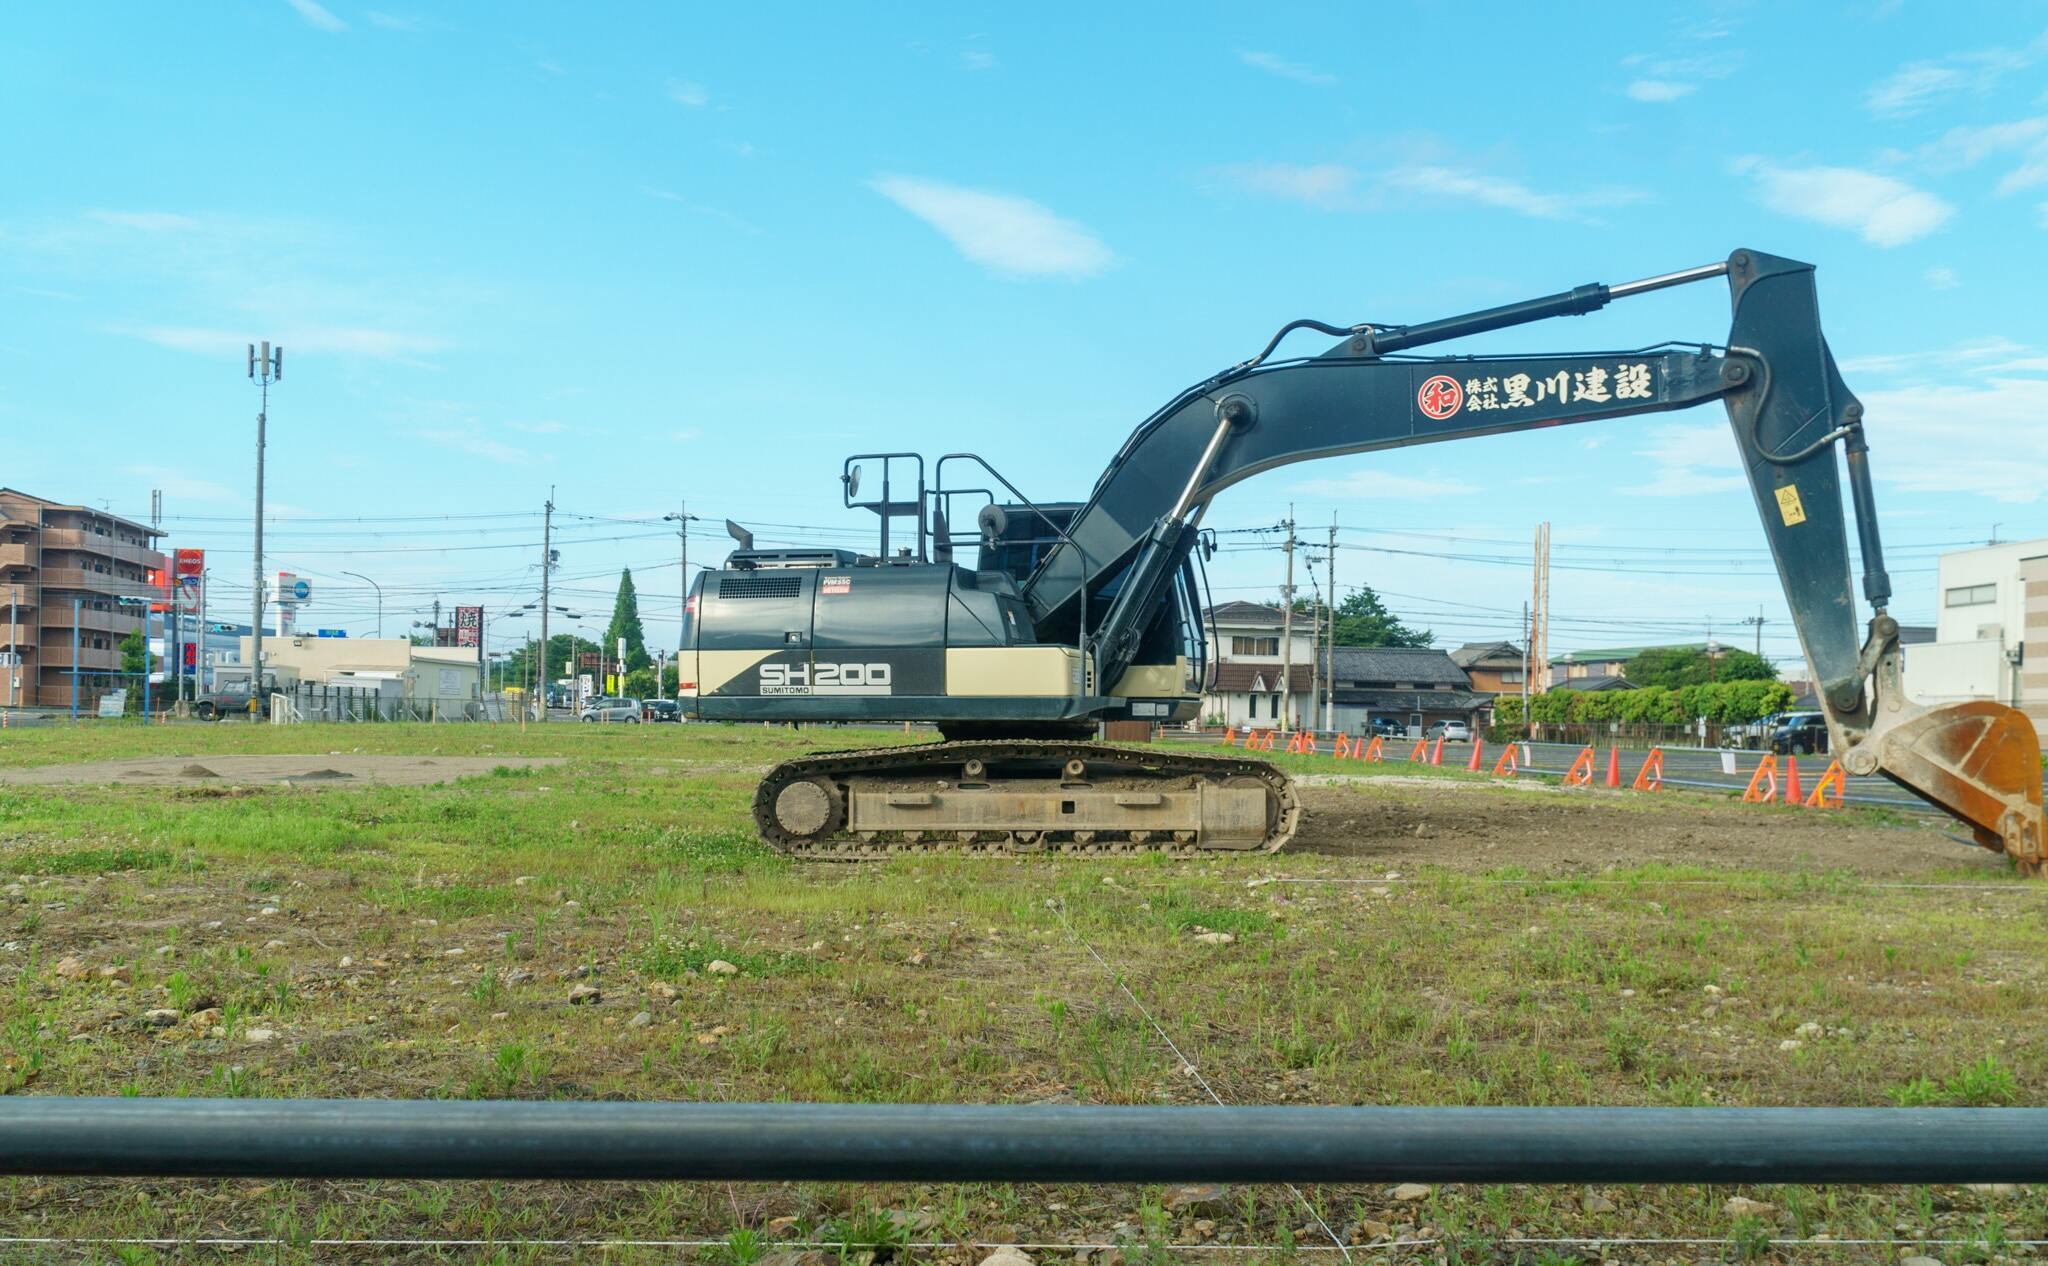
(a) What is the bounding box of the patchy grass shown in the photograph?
[0,721,2041,1261]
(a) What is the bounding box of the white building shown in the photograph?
[1199,601,1315,728]
[1902,538,2047,747]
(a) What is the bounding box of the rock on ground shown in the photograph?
[978,1250,1034,1266]
[1390,1182,1432,1202]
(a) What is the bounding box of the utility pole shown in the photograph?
[1520,601,1531,720]
[247,341,281,711]
[1530,521,1551,694]
[538,488,554,721]
[664,502,697,656]
[1280,507,1296,730]
[1741,606,1766,658]
[1324,514,1337,731]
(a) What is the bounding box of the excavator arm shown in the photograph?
[1020,249,2043,873]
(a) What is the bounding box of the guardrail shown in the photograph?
[2,1100,2044,1183]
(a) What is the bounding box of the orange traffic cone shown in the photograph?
[1333,734,1351,759]
[1805,759,1847,808]
[1466,739,1483,772]
[1604,748,1621,788]
[1408,738,1428,763]
[1220,728,1238,747]
[1362,735,1384,763]
[1742,753,1779,803]
[1562,746,1597,786]
[1631,747,1665,791]
[1492,743,1519,776]
[1783,755,1803,805]
[1430,736,1444,766]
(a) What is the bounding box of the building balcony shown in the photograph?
[0,622,35,649]
[41,606,143,636]
[35,643,121,672]
[0,543,33,571]
[36,568,160,599]
[39,528,163,570]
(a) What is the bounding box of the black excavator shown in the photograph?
[678,249,2045,872]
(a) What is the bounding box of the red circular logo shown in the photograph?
[1417,375,1464,421]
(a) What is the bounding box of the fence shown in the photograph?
[270,683,504,724]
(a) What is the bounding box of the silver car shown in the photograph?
[579,697,642,723]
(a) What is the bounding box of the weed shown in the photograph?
[1726,1214,1773,1261]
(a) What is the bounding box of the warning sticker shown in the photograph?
[821,575,851,595]
[1774,485,1807,526]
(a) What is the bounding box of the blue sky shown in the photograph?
[3,4,2045,663]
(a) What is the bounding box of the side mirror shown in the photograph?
[976,503,1009,546]
[845,464,863,500]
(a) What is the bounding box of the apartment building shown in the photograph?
[0,488,166,710]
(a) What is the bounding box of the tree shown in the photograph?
[605,569,652,673]
[1328,586,1433,648]
[119,628,150,714]
[1622,645,1776,689]
[501,633,600,690]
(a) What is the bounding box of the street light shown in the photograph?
[341,571,383,638]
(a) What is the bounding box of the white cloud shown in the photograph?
[1622,422,1747,497]
[961,49,996,72]
[1383,165,1648,222]
[286,0,348,33]
[535,59,566,76]
[1290,469,1477,500]
[505,420,567,434]
[1213,162,1362,210]
[1862,375,2048,502]
[421,429,531,465]
[869,175,1114,280]
[125,465,238,503]
[364,10,418,29]
[1731,158,1953,247]
[665,78,709,107]
[1238,50,1336,86]
[1865,43,2032,117]
[1626,79,1695,103]
[2040,200,2048,229]
[1920,116,2048,196]
[1214,160,1647,222]
[87,210,199,233]
[672,427,703,442]
[130,324,447,361]
[1839,336,2030,376]
[1925,266,1960,289]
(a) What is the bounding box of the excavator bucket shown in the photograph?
[1870,700,2045,876]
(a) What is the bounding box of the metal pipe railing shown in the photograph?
[3,1101,2044,1183]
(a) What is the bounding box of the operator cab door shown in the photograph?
[694,569,816,699]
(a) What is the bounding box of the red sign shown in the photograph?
[172,549,205,616]
[454,605,483,649]
[1417,374,1464,421]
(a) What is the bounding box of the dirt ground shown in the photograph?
[0,752,562,788]
[1288,773,2008,878]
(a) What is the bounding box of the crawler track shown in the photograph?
[753,740,1300,859]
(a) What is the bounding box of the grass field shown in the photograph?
[0,721,2041,1264]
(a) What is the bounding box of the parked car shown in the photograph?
[1769,711,1829,755]
[1727,712,1784,750]
[643,699,682,723]
[579,697,642,723]
[1424,720,1472,742]
[1364,717,1406,739]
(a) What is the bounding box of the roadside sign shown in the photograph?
[454,605,482,649]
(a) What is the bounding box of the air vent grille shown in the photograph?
[718,575,803,599]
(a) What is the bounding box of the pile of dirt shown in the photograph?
[0,754,561,789]
[1290,776,2006,879]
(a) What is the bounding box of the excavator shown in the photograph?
[678,249,2045,873]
